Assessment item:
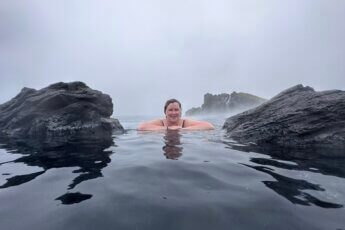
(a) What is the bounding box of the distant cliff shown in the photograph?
[186,92,267,116]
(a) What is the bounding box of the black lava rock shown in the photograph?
[0,81,124,147]
[223,85,345,152]
[186,92,266,116]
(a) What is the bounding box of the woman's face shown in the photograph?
[165,102,181,123]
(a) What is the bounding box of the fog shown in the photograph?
[1,0,344,116]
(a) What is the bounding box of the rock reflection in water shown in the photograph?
[223,141,344,208]
[0,135,115,204]
[55,192,93,205]
[243,164,343,208]
[162,130,183,160]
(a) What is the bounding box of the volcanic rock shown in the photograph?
[186,92,266,116]
[223,85,345,152]
[0,81,124,147]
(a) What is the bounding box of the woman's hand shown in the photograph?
[167,125,181,130]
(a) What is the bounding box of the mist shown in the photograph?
[1,0,344,116]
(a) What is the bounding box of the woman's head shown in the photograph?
[164,99,182,114]
[164,99,182,123]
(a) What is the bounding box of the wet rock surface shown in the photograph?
[186,92,266,116]
[0,81,124,147]
[223,85,345,153]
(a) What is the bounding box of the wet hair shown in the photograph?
[164,99,182,113]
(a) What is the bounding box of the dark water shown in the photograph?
[0,115,344,230]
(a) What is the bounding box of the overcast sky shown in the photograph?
[1,0,344,116]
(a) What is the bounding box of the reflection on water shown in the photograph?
[162,130,183,160]
[222,141,344,208]
[0,115,344,230]
[0,135,115,205]
[243,164,343,208]
[55,192,93,205]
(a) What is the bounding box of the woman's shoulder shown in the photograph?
[142,119,164,126]
[137,118,165,131]
[137,118,163,127]
[182,118,199,126]
[182,118,215,130]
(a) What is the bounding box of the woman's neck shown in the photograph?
[165,119,180,126]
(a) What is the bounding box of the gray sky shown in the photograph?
[1,0,344,116]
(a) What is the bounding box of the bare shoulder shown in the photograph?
[143,119,163,125]
[183,118,215,130]
[137,119,164,131]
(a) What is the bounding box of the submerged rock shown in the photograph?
[186,92,266,116]
[223,85,345,152]
[0,81,124,147]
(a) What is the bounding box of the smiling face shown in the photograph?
[165,102,182,124]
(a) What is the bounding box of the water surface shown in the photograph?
[0,115,344,230]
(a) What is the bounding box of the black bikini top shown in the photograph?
[162,119,185,128]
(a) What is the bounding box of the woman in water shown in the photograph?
[137,99,215,131]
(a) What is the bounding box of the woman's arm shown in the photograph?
[137,119,166,131]
[182,119,214,130]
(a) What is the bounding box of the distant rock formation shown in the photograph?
[185,92,267,116]
[0,81,124,147]
[223,85,345,152]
